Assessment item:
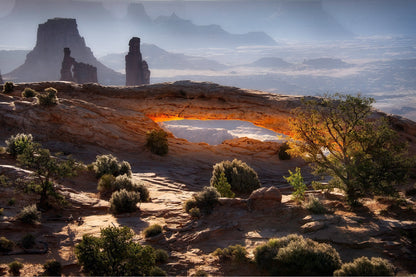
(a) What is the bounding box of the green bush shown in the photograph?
[109,189,140,214]
[211,171,235,198]
[42,259,62,276]
[97,174,116,193]
[213,244,248,263]
[194,186,220,214]
[17,204,41,224]
[305,195,329,214]
[8,198,16,206]
[119,161,132,177]
[254,235,303,272]
[254,234,341,275]
[92,154,132,178]
[275,238,341,275]
[0,236,14,253]
[284,167,307,202]
[6,133,34,157]
[75,226,163,276]
[210,159,261,195]
[8,261,23,276]
[144,224,163,238]
[132,182,150,202]
[154,249,169,263]
[146,129,169,156]
[184,199,197,213]
[20,234,36,249]
[334,256,394,276]
[37,87,58,106]
[22,87,37,98]
[278,142,291,160]
[2,81,14,94]
[189,207,201,218]
[149,266,167,276]
[114,176,149,201]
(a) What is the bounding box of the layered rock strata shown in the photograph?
[1,81,415,155]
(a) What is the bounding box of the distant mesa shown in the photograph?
[247,57,292,68]
[125,37,150,86]
[60,47,98,84]
[5,18,123,85]
[302,58,352,69]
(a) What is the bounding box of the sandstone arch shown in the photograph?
[3,81,416,154]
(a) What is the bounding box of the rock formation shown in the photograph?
[60,48,98,84]
[0,71,3,84]
[2,81,416,156]
[125,37,150,86]
[5,18,123,85]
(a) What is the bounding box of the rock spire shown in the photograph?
[60,47,97,84]
[125,37,150,86]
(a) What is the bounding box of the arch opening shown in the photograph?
[159,119,288,145]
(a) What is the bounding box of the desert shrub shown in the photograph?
[194,186,220,214]
[75,227,162,276]
[37,87,58,106]
[143,224,162,238]
[132,183,150,202]
[184,199,197,213]
[305,195,329,214]
[254,234,303,272]
[20,234,36,249]
[2,81,14,94]
[278,142,291,160]
[0,237,14,253]
[114,174,134,190]
[22,87,37,98]
[254,234,341,275]
[6,133,33,157]
[75,226,164,276]
[8,198,16,206]
[211,171,235,198]
[17,204,41,224]
[213,244,248,263]
[210,159,261,195]
[334,256,394,276]
[284,167,307,202]
[109,189,140,214]
[149,266,167,276]
[154,249,169,263]
[275,237,341,275]
[8,261,23,276]
[146,129,169,156]
[92,154,132,178]
[0,208,3,215]
[97,174,116,193]
[42,259,62,276]
[189,207,201,218]
[119,161,132,177]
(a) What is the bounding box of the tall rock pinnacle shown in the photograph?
[6,18,123,85]
[125,37,150,86]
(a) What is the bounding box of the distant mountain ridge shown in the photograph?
[0,0,277,54]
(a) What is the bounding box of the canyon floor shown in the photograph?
[0,82,416,276]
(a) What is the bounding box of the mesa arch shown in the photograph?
[5,80,416,153]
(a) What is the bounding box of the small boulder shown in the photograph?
[248,186,282,211]
[301,221,326,233]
